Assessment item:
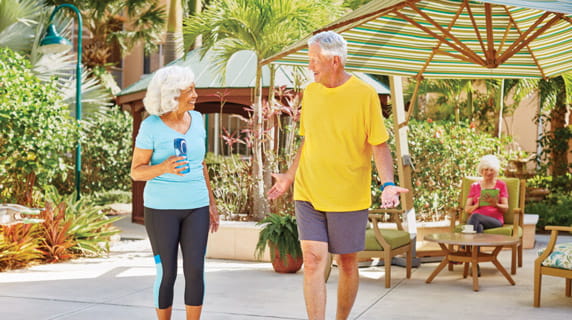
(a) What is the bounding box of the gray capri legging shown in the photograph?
[144,206,210,309]
[467,213,502,233]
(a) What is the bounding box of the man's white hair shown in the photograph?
[143,65,196,116]
[477,154,501,174]
[308,31,347,64]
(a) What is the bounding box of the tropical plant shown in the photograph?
[255,213,301,264]
[0,223,42,271]
[183,0,340,219]
[0,47,78,205]
[0,0,113,113]
[206,153,252,220]
[37,201,76,263]
[43,186,122,257]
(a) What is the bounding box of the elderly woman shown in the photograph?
[464,154,509,233]
[131,65,219,320]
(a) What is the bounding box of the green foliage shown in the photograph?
[206,153,252,219]
[255,213,301,263]
[372,120,511,221]
[527,192,572,229]
[0,223,42,271]
[89,189,132,207]
[44,186,122,257]
[37,202,76,263]
[0,47,78,203]
[50,107,133,194]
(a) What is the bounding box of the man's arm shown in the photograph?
[372,142,409,208]
[267,139,304,200]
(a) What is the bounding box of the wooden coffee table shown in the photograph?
[424,233,519,291]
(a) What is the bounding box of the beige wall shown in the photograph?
[503,93,539,153]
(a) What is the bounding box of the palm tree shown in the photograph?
[164,0,184,64]
[46,0,166,69]
[183,0,340,219]
[536,75,572,177]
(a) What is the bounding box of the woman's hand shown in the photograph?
[161,155,188,175]
[209,204,220,233]
[481,193,499,207]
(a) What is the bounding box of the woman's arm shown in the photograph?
[130,147,186,181]
[464,196,479,214]
[203,161,219,233]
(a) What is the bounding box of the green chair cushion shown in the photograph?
[538,243,572,270]
[364,228,410,251]
[453,225,522,237]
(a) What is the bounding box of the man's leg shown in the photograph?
[301,240,329,320]
[336,252,359,320]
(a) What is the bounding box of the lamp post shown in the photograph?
[40,4,83,199]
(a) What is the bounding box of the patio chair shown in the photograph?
[449,176,525,274]
[533,225,572,307]
[325,209,412,288]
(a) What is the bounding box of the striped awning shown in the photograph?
[262,0,572,79]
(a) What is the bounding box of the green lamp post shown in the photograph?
[40,4,83,199]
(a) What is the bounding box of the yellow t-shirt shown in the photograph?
[294,76,389,211]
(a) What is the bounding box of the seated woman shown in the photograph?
[464,154,509,233]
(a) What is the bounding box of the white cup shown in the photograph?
[463,225,474,232]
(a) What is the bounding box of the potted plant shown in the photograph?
[255,213,303,273]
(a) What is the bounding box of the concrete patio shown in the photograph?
[0,217,570,320]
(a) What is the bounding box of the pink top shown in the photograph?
[468,180,508,224]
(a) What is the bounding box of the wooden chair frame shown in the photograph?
[449,178,525,274]
[323,209,412,288]
[358,209,412,288]
[533,225,572,307]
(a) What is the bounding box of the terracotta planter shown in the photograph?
[270,244,303,273]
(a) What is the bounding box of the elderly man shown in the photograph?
[268,31,408,320]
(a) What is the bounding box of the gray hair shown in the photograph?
[308,31,347,64]
[143,65,196,116]
[477,154,501,174]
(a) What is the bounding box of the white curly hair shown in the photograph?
[143,65,196,116]
[477,154,501,174]
[308,31,348,65]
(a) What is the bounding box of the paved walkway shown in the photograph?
[0,217,570,319]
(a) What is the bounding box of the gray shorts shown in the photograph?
[295,201,369,254]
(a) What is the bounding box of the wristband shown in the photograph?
[380,181,396,191]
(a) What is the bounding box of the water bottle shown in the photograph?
[0,204,43,226]
[174,138,190,174]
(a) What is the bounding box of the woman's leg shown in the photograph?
[179,206,210,320]
[144,208,184,319]
[467,213,502,233]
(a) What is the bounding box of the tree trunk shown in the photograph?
[252,63,269,220]
[549,85,570,177]
[164,0,184,64]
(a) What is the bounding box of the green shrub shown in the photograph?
[0,47,78,204]
[52,107,133,194]
[371,119,511,221]
[527,192,572,229]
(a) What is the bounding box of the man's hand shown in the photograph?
[380,185,409,208]
[267,173,294,200]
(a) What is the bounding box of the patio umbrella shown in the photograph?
[261,0,572,242]
[262,0,572,80]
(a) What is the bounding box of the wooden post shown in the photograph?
[389,76,414,211]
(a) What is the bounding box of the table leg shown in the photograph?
[426,243,451,284]
[491,246,515,285]
[472,245,479,291]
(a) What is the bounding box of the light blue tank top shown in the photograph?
[135,110,209,209]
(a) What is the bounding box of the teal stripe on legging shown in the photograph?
[153,255,162,308]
